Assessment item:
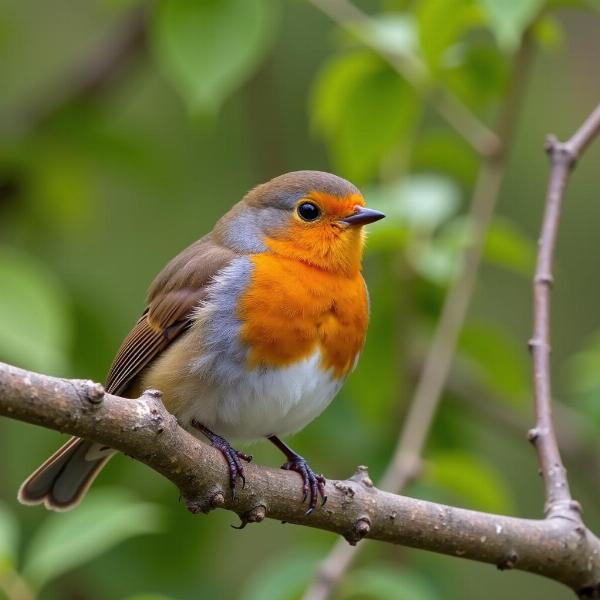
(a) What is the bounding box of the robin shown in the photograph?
[18,171,385,514]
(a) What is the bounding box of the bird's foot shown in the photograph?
[191,420,252,499]
[281,455,327,515]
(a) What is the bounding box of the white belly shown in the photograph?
[174,349,343,441]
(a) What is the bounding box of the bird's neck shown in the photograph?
[262,228,365,277]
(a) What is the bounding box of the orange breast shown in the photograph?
[238,252,369,378]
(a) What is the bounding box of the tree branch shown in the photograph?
[529,102,600,520]
[2,359,600,595]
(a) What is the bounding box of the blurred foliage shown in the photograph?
[0,249,71,374]
[311,50,420,182]
[480,0,545,50]
[22,489,164,590]
[423,450,514,514]
[152,0,277,114]
[0,0,599,599]
[567,333,600,425]
[0,491,164,598]
[341,566,439,600]
[240,547,320,600]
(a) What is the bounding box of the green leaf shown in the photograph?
[0,249,71,374]
[0,502,19,570]
[458,320,530,402]
[152,0,277,114]
[484,217,536,276]
[311,52,420,182]
[241,547,320,600]
[425,451,514,514]
[23,489,165,589]
[312,52,376,138]
[417,0,484,72]
[342,566,440,600]
[479,0,545,51]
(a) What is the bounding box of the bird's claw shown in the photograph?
[217,443,252,499]
[191,420,251,500]
[281,456,327,514]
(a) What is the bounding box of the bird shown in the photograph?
[18,170,385,514]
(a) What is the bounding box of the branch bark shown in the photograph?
[529,102,600,520]
[2,359,600,595]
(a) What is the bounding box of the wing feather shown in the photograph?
[105,234,236,396]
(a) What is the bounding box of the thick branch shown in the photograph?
[1,360,600,594]
[530,102,600,519]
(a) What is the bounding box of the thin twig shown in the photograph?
[302,32,532,600]
[2,360,600,596]
[307,0,500,157]
[529,102,600,519]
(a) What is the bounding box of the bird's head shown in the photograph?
[214,171,385,276]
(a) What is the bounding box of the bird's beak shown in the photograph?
[339,206,386,227]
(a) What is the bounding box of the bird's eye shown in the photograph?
[297,202,321,222]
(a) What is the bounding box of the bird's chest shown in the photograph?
[171,255,369,439]
[238,253,369,378]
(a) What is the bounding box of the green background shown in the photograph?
[1,0,600,599]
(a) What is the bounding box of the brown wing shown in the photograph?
[105,234,237,396]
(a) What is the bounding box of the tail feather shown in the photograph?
[18,437,115,511]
